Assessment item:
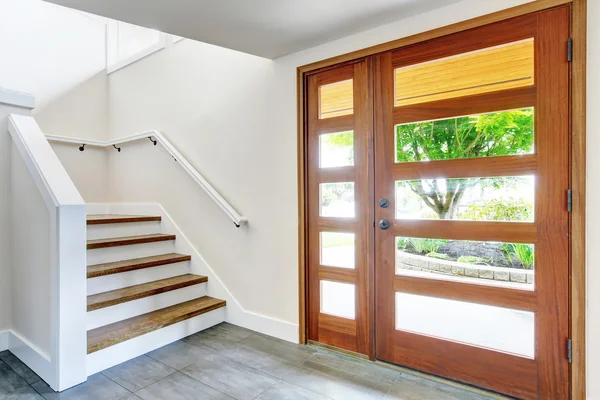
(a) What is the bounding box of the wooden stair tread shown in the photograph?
[87,253,191,279]
[87,296,226,354]
[87,233,176,250]
[87,274,207,311]
[87,214,162,225]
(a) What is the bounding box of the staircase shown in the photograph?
[85,213,226,374]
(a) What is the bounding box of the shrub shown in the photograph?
[426,252,451,260]
[457,198,532,222]
[397,237,409,249]
[503,243,534,269]
[409,238,446,254]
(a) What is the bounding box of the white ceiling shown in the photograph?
[44,0,462,58]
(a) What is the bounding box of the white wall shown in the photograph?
[0,0,106,112]
[0,101,34,333]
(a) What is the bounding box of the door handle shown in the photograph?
[379,219,391,230]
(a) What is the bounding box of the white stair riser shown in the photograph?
[86,307,225,376]
[87,241,176,265]
[87,283,207,330]
[87,221,162,241]
[87,262,190,295]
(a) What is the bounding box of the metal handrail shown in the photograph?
[45,130,247,227]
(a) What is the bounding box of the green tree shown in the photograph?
[322,109,534,220]
[395,109,534,219]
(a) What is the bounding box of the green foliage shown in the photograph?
[397,237,410,250]
[322,131,353,147]
[395,109,534,162]
[394,109,534,219]
[408,238,446,254]
[457,256,488,265]
[503,243,534,269]
[457,197,533,222]
[426,252,451,260]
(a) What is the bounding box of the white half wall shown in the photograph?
[0,90,35,333]
[10,142,52,356]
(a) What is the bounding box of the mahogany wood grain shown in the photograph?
[87,296,225,354]
[392,86,536,125]
[87,214,162,225]
[314,115,354,134]
[318,314,356,336]
[389,14,537,70]
[298,0,585,396]
[318,267,356,283]
[374,9,571,399]
[87,274,207,311]
[87,253,191,279]
[392,220,537,243]
[392,154,537,181]
[306,60,373,356]
[391,330,538,399]
[87,234,176,250]
[393,275,536,311]
[534,8,570,398]
[571,1,588,398]
[318,166,355,183]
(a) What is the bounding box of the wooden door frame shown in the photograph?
[297,0,587,398]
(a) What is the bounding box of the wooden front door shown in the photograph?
[306,6,571,399]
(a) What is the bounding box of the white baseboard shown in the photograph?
[87,307,225,375]
[86,203,300,343]
[2,330,54,388]
[0,330,8,351]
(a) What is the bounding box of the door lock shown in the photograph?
[379,198,389,208]
[379,219,391,230]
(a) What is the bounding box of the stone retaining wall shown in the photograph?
[397,251,534,284]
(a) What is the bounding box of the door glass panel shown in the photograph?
[319,79,353,119]
[320,131,354,168]
[320,182,355,218]
[396,237,534,289]
[321,281,355,319]
[321,232,355,269]
[395,108,534,163]
[395,292,534,358]
[396,175,534,221]
[394,38,534,107]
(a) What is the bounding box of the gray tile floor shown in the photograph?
[0,323,503,400]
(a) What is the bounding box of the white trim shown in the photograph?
[86,203,298,343]
[47,132,248,227]
[0,87,35,109]
[0,330,8,351]
[6,330,53,385]
[8,115,87,391]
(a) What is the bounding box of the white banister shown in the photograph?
[46,131,247,227]
[8,114,87,391]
